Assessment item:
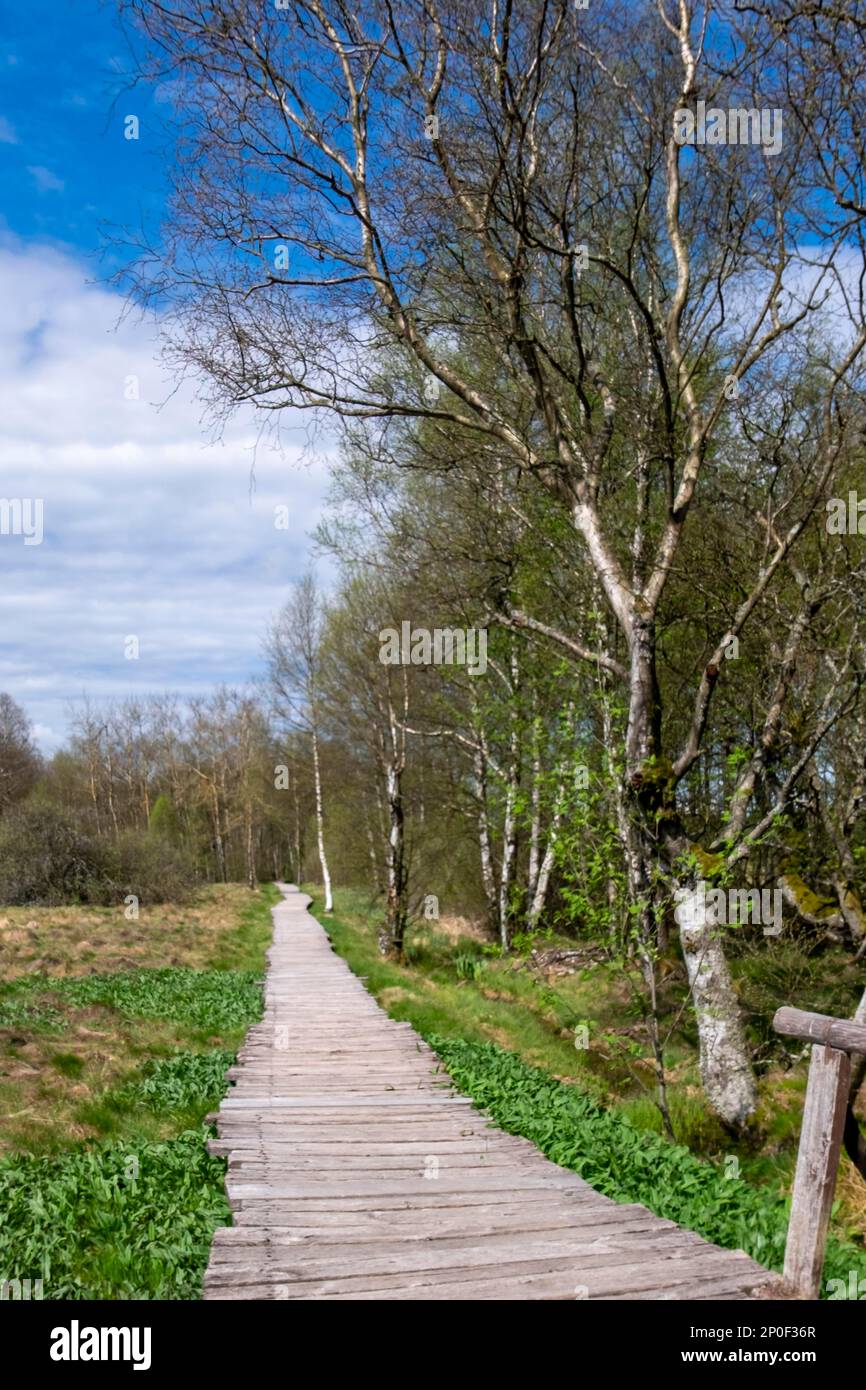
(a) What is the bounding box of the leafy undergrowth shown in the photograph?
[114,1050,237,1112]
[308,885,866,1295]
[430,1036,866,1295]
[45,967,263,1033]
[0,884,276,1155]
[0,882,278,1298]
[0,1130,229,1299]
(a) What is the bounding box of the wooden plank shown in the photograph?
[225,1174,591,1200]
[782,1042,850,1298]
[205,1247,770,1301]
[209,1137,518,1155]
[209,1215,687,1260]
[224,1155,548,1173]
[220,1095,474,1110]
[215,1114,491,1129]
[227,1190,593,1217]
[773,1006,866,1054]
[210,1205,668,1244]
[203,1233,712,1288]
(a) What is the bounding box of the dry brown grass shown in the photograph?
[0,882,273,1155]
[433,913,489,944]
[834,1154,866,1239]
[0,883,256,980]
[0,1011,200,1154]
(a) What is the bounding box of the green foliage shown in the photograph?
[0,967,262,1037]
[429,1036,866,1295]
[510,927,553,956]
[55,968,263,1034]
[50,1052,86,1079]
[549,763,626,941]
[735,938,863,1059]
[454,951,485,981]
[0,1130,228,1299]
[114,1051,235,1112]
[0,993,64,1032]
[148,793,179,840]
[0,886,275,1299]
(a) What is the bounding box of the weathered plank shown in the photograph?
[782,1043,850,1299]
[773,1006,866,1054]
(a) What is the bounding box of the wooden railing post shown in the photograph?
[773,1006,866,1299]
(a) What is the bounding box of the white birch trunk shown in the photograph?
[528,799,564,928]
[498,786,517,949]
[527,835,556,929]
[384,759,406,949]
[292,782,302,885]
[497,646,521,949]
[365,814,380,893]
[498,747,520,949]
[311,725,333,912]
[527,722,542,902]
[245,799,256,890]
[473,740,498,929]
[676,886,758,1127]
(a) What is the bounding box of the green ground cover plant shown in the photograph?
[0,884,277,1298]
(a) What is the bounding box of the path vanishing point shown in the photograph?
[203,884,775,1301]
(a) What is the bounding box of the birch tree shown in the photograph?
[266,574,334,910]
[320,572,414,952]
[119,0,866,1127]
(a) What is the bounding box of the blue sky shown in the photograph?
[0,0,166,256]
[0,0,331,751]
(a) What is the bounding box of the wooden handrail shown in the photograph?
[773,1006,866,1056]
[773,1006,860,1299]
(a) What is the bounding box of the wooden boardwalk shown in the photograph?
[203,885,774,1301]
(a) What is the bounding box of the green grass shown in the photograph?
[306,884,866,1296]
[51,967,265,1035]
[117,1050,238,1111]
[306,886,708,1116]
[0,883,277,1045]
[50,1052,86,1080]
[207,882,278,972]
[0,1130,229,1299]
[0,881,279,1298]
[0,994,65,1032]
[309,887,614,1094]
[431,1036,866,1295]
[0,883,280,1156]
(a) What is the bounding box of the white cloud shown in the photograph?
[32,722,62,753]
[0,239,333,750]
[26,165,65,193]
[0,115,17,144]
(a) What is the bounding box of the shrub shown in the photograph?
[110,829,197,905]
[0,803,110,905]
[148,793,180,840]
[0,804,196,906]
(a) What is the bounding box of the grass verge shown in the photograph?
[0,882,278,1299]
[432,1036,866,1293]
[306,884,866,1296]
